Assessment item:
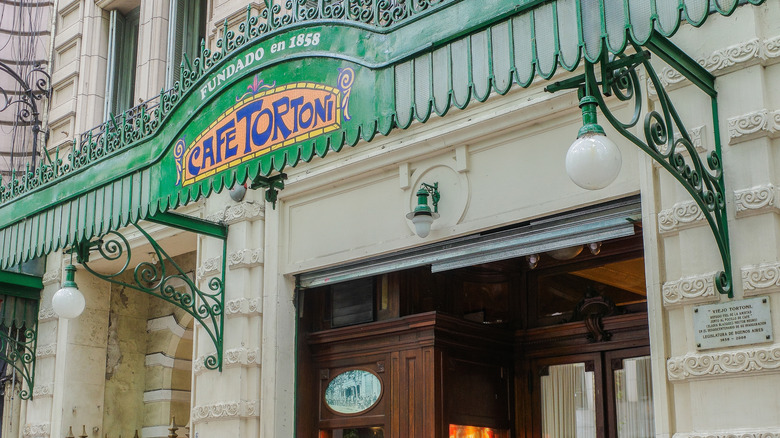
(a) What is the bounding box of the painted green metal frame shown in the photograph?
[73,213,228,370]
[547,32,732,297]
[0,270,42,399]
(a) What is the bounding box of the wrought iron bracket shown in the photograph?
[0,271,42,400]
[0,62,52,167]
[546,33,732,297]
[250,173,287,209]
[73,215,228,370]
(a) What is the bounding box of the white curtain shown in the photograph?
[541,363,597,438]
[614,356,655,438]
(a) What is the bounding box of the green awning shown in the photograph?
[0,0,765,269]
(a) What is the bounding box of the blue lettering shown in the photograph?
[187,146,202,176]
[218,119,237,160]
[272,97,292,140]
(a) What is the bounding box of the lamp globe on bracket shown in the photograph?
[406,183,441,238]
[565,95,622,190]
[52,264,85,319]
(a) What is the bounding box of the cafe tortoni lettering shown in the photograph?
[175,67,355,186]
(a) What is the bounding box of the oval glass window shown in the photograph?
[325,370,383,415]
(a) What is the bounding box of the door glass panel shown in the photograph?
[319,428,384,438]
[541,363,597,438]
[614,356,655,437]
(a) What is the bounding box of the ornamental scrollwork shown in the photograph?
[0,324,38,400]
[75,224,225,370]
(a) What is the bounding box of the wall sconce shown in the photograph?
[565,95,622,190]
[406,182,440,238]
[52,264,85,319]
[526,254,540,269]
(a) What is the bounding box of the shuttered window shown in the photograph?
[104,7,140,120]
[166,0,206,88]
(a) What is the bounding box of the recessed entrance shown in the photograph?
[296,219,652,437]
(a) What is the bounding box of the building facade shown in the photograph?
[0,0,779,437]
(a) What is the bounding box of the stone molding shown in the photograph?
[145,353,192,371]
[206,201,264,224]
[32,384,54,398]
[727,109,780,145]
[667,344,780,382]
[193,347,261,375]
[22,423,50,438]
[41,268,61,286]
[36,343,56,358]
[662,272,717,307]
[225,298,262,317]
[673,431,780,438]
[735,184,780,218]
[143,389,191,403]
[655,35,780,92]
[190,399,260,423]
[38,306,57,322]
[658,201,705,235]
[228,248,264,270]
[197,256,222,280]
[146,315,193,340]
[742,262,780,296]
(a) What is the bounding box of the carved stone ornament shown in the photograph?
[196,256,222,280]
[673,431,780,438]
[35,344,56,358]
[41,268,61,286]
[727,109,778,145]
[658,201,706,235]
[206,201,264,224]
[22,423,50,438]
[662,272,718,307]
[228,248,264,270]
[225,298,262,317]
[667,344,780,381]
[32,385,54,398]
[193,347,261,375]
[734,184,780,218]
[742,262,780,296]
[652,35,780,94]
[190,399,260,423]
[37,306,57,322]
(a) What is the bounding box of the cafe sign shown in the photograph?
[175,67,355,186]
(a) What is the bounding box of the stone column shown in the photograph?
[22,253,112,438]
[191,191,265,437]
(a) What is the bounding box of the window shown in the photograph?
[166,0,206,88]
[104,7,140,120]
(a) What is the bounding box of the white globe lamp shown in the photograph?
[52,264,85,319]
[565,96,622,190]
[406,183,441,238]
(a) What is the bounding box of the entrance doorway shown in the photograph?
[296,216,653,437]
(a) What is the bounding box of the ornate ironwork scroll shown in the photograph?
[74,223,226,370]
[0,63,52,169]
[0,323,38,400]
[547,39,732,297]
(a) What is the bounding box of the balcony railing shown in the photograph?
[0,0,457,205]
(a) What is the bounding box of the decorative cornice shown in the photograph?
[658,201,706,235]
[36,343,56,358]
[654,35,780,94]
[193,347,261,375]
[42,269,61,286]
[228,248,264,270]
[662,272,717,307]
[667,344,780,382]
[727,109,780,145]
[22,423,50,438]
[225,298,262,317]
[673,431,780,438]
[32,384,54,398]
[742,262,780,296]
[206,201,264,224]
[197,256,222,280]
[190,399,260,423]
[38,306,57,322]
[735,184,780,218]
